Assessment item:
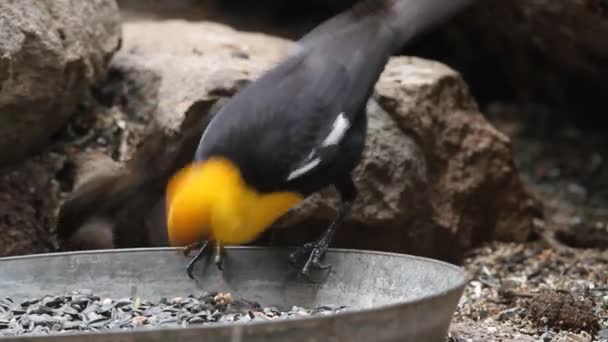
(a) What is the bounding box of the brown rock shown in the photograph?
[377,58,538,245]
[58,20,537,260]
[56,100,216,250]
[524,290,599,333]
[555,221,608,250]
[0,155,64,257]
[71,152,123,189]
[0,0,122,165]
[449,321,537,342]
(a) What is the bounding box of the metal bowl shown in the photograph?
[0,247,466,342]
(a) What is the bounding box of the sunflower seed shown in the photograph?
[0,291,346,337]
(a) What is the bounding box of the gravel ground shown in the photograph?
[448,104,608,342]
[449,241,607,342]
[0,290,346,337]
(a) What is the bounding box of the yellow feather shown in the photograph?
[166,158,303,246]
[166,163,211,246]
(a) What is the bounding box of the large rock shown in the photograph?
[58,20,537,261]
[0,0,122,165]
[102,20,293,133]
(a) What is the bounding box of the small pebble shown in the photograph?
[540,331,553,341]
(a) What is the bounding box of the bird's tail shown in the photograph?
[380,0,476,50]
[297,0,476,52]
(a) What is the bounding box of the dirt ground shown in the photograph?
[448,104,608,341]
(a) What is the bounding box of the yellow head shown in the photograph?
[165,157,304,247]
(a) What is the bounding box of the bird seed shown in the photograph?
[0,290,347,337]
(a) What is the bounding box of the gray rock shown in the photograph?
[109,20,293,133]
[0,0,121,165]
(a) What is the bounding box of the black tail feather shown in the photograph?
[297,0,476,53]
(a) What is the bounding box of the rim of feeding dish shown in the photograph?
[0,246,468,340]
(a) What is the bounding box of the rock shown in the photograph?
[0,154,64,257]
[524,290,600,334]
[58,20,537,259]
[449,321,537,342]
[103,20,293,133]
[55,124,205,249]
[553,332,594,342]
[72,152,123,189]
[555,220,608,250]
[56,152,121,251]
[0,0,122,165]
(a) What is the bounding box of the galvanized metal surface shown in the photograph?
[0,247,466,342]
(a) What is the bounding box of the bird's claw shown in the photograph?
[288,242,314,266]
[186,263,196,280]
[301,245,332,275]
[289,241,332,276]
[183,241,206,257]
[185,240,209,280]
[214,243,224,271]
[184,240,224,279]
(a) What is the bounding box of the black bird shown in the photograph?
[165,0,476,278]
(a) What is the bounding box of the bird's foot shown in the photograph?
[213,242,224,271]
[184,240,224,279]
[185,240,209,280]
[183,241,207,257]
[289,240,332,276]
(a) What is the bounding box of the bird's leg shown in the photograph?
[213,241,224,270]
[185,240,209,279]
[301,200,353,274]
[183,241,207,257]
[289,177,356,275]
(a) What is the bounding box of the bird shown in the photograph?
[165,0,476,279]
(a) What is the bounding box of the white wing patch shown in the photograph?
[322,112,350,146]
[286,112,350,182]
[198,111,220,148]
[286,157,321,181]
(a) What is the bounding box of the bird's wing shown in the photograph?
[284,111,352,182]
[194,44,372,191]
[271,54,360,183]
